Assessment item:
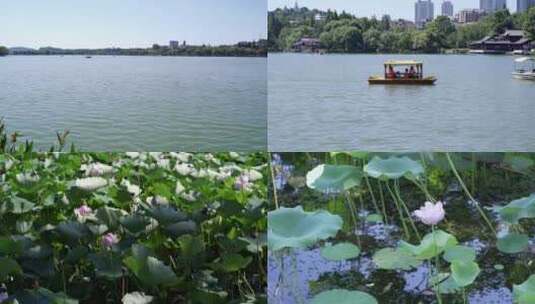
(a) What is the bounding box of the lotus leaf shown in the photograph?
[497,233,529,254]
[429,273,461,294]
[450,260,480,287]
[0,257,22,280]
[306,164,363,193]
[122,292,154,304]
[372,247,422,270]
[310,289,378,304]
[364,156,424,180]
[320,242,360,261]
[399,230,458,259]
[443,245,476,263]
[498,194,535,224]
[268,206,343,251]
[514,275,535,304]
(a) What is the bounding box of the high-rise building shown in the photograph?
[456,9,486,23]
[480,0,507,13]
[415,0,434,28]
[441,1,454,17]
[518,0,535,12]
[169,40,179,49]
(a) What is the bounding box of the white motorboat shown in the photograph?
[512,57,535,80]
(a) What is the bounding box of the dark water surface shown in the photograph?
[0,55,266,151]
[268,53,535,151]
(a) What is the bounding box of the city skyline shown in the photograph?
[1,0,267,49]
[269,0,518,19]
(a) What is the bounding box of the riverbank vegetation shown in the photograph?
[6,40,267,57]
[268,6,535,53]
[268,152,535,303]
[0,46,8,56]
[0,123,268,303]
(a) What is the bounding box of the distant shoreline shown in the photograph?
[8,53,267,58]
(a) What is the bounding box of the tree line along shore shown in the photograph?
[0,40,267,57]
[268,6,535,53]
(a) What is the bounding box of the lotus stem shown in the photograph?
[377,180,389,225]
[445,153,496,235]
[268,153,279,209]
[432,225,443,304]
[386,182,410,239]
[361,160,381,216]
[394,179,421,241]
[345,192,361,247]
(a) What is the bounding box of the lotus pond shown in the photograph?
[0,151,267,303]
[268,152,535,304]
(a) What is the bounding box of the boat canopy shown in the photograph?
[514,57,535,63]
[384,60,423,66]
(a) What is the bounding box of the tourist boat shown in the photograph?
[512,57,535,80]
[86,56,92,59]
[368,60,437,85]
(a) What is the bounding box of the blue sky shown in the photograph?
[269,0,518,19]
[0,0,267,49]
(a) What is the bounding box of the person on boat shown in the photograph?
[387,65,396,79]
[404,68,409,79]
[409,66,416,78]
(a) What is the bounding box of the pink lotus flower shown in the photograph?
[414,201,445,225]
[234,174,252,191]
[74,205,93,217]
[101,233,119,248]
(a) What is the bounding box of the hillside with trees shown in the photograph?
[0,46,8,56]
[268,6,535,53]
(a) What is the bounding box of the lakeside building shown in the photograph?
[517,0,535,12]
[315,13,326,21]
[470,29,533,52]
[392,19,417,30]
[480,0,507,13]
[415,0,434,28]
[456,9,486,23]
[292,37,321,53]
[441,1,454,17]
[169,40,179,49]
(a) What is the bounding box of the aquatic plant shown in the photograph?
[414,201,445,226]
[310,289,377,304]
[320,242,360,261]
[0,152,267,303]
[513,275,535,303]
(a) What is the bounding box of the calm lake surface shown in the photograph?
[269,53,535,151]
[0,56,266,151]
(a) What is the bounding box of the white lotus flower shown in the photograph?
[229,152,240,159]
[125,152,140,158]
[170,152,191,162]
[245,169,263,182]
[16,172,40,185]
[156,158,170,169]
[121,179,141,197]
[180,191,197,202]
[414,201,445,226]
[146,195,169,205]
[122,291,154,304]
[75,177,108,191]
[83,163,113,177]
[175,163,195,176]
[175,180,185,195]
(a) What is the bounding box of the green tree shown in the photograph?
[489,10,514,34]
[363,28,382,52]
[0,46,8,56]
[523,7,535,40]
[425,16,456,50]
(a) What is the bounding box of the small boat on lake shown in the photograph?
[512,57,535,80]
[368,60,437,85]
[86,56,92,59]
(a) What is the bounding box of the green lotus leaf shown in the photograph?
[14,287,79,304]
[268,206,343,251]
[165,220,198,237]
[429,273,461,294]
[8,196,36,214]
[372,247,422,270]
[513,275,535,303]
[57,221,90,241]
[124,252,179,288]
[497,233,529,254]
[310,289,378,304]
[0,236,23,255]
[0,257,22,280]
[450,260,480,287]
[399,230,458,260]
[364,156,424,180]
[65,246,89,264]
[89,253,123,280]
[214,253,253,272]
[320,242,360,261]
[146,205,187,225]
[96,206,126,230]
[504,154,534,173]
[329,152,369,160]
[443,245,476,263]
[22,244,53,259]
[306,164,363,193]
[498,194,535,224]
[22,257,56,278]
[120,214,151,235]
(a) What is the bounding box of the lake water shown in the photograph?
[268,53,535,151]
[0,55,266,151]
